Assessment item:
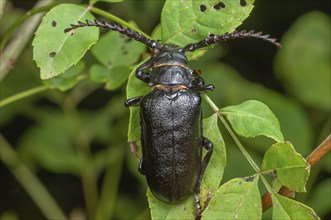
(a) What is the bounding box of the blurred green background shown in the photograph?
[1,0,330,219]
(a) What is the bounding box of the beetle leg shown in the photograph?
[201,84,215,92]
[125,96,143,107]
[194,194,202,217]
[136,59,153,83]
[197,137,214,190]
[193,137,213,216]
[136,69,151,83]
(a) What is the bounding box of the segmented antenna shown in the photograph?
[64,19,162,49]
[182,30,281,52]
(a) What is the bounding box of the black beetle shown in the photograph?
[65,19,280,215]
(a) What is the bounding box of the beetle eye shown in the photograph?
[151,48,160,57]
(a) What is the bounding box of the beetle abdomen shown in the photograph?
[140,89,202,203]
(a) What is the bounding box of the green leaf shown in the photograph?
[220,100,284,142]
[18,110,85,175]
[161,0,254,46]
[33,4,98,79]
[200,62,312,155]
[90,29,145,90]
[90,65,109,82]
[202,176,261,219]
[200,114,226,205]
[91,30,145,69]
[261,142,309,192]
[147,189,195,220]
[126,59,151,142]
[43,61,85,91]
[90,65,131,90]
[104,66,129,90]
[90,0,123,5]
[274,11,331,111]
[271,193,320,220]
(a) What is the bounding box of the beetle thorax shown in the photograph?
[149,45,194,87]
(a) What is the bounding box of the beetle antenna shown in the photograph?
[64,19,162,49]
[182,30,281,52]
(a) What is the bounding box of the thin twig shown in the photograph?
[0,85,48,108]
[261,134,331,211]
[0,0,7,20]
[306,134,331,167]
[0,135,67,219]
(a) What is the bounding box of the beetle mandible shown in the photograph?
[65,19,280,215]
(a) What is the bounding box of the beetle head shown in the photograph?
[151,44,188,66]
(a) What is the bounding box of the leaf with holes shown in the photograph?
[220,100,284,142]
[271,193,320,220]
[200,114,226,206]
[202,176,261,219]
[33,4,98,79]
[161,0,254,46]
[261,142,310,192]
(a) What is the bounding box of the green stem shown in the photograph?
[219,115,260,172]
[0,135,67,220]
[0,85,48,108]
[260,173,275,194]
[95,147,124,220]
[0,3,59,52]
[203,94,280,210]
[0,0,7,20]
[202,93,220,112]
[81,166,99,220]
[90,6,150,38]
[202,93,260,172]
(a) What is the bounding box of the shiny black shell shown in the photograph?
[140,89,202,203]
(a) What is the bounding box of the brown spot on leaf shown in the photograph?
[48,51,56,58]
[51,20,57,27]
[200,4,207,12]
[213,2,225,10]
[240,0,247,6]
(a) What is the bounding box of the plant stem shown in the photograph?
[95,147,124,220]
[218,115,261,172]
[202,93,220,112]
[0,135,67,220]
[81,165,99,220]
[202,93,260,172]
[90,6,150,38]
[261,134,331,211]
[307,134,330,166]
[0,0,7,20]
[0,85,48,108]
[0,0,55,81]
